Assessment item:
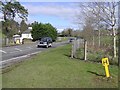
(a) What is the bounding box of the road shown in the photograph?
[0,41,69,68]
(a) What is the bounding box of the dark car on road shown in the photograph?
[69,38,75,43]
[37,37,52,48]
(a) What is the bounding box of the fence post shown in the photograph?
[77,39,79,49]
[84,40,87,61]
[71,38,82,59]
[71,41,74,58]
[74,40,77,58]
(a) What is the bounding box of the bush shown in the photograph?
[109,57,118,66]
[76,48,84,59]
[75,47,118,66]
[31,22,57,41]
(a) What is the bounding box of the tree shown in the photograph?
[118,1,120,66]
[91,2,118,58]
[0,0,28,20]
[67,28,73,37]
[61,28,74,37]
[82,16,95,45]
[2,20,19,38]
[77,8,96,46]
[20,20,28,34]
[61,30,66,37]
[77,4,99,47]
[31,22,57,41]
[77,2,118,58]
[0,0,28,37]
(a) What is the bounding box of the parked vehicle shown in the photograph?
[69,38,75,43]
[37,37,52,48]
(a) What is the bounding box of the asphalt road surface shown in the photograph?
[1,41,68,61]
[0,41,69,68]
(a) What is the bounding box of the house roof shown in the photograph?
[23,29,32,34]
[13,34,20,37]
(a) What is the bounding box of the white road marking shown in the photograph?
[27,47,32,49]
[0,50,7,53]
[9,51,19,53]
[0,51,41,68]
[9,47,32,53]
[14,48,22,51]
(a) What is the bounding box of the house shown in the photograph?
[21,27,33,40]
[13,34,23,44]
[13,27,33,44]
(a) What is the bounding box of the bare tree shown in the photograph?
[77,2,102,47]
[93,2,118,58]
[118,1,120,65]
[84,3,102,47]
[77,2,118,58]
[82,16,95,45]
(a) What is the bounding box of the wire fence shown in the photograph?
[71,38,84,59]
[70,38,118,66]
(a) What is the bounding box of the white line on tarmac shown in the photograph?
[9,51,19,53]
[27,47,32,49]
[0,51,41,64]
[14,48,22,51]
[0,50,7,53]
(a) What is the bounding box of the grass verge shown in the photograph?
[2,44,118,88]
[56,37,68,42]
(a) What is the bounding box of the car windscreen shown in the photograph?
[41,37,52,42]
[41,38,47,42]
[70,38,74,40]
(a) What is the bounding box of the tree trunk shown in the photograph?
[118,28,120,66]
[98,28,101,48]
[4,11,10,46]
[4,11,7,21]
[92,31,95,47]
[112,26,117,58]
[84,40,87,61]
[73,40,77,58]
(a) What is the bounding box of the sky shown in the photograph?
[0,0,119,32]
[19,0,119,32]
[19,2,81,32]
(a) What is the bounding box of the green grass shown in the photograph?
[0,74,2,89]
[56,37,68,42]
[75,35,118,65]
[75,47,118,66]
[93,35,113,47]
[23,39,33,44]
[2,44,118,88]
[0,30,5,38]
[0,30,2,38]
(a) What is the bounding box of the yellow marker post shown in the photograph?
[102,58,110,78]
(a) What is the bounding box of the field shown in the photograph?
[2,44,118,88]
[56,37,69,42]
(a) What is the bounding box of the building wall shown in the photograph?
[21,33,33,39]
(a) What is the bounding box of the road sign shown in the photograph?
[102,58,110,78]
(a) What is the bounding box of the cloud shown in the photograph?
[21,3,81,30]
[19,0,119,2]
[19,0,81,2]
[23,3,79,21]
